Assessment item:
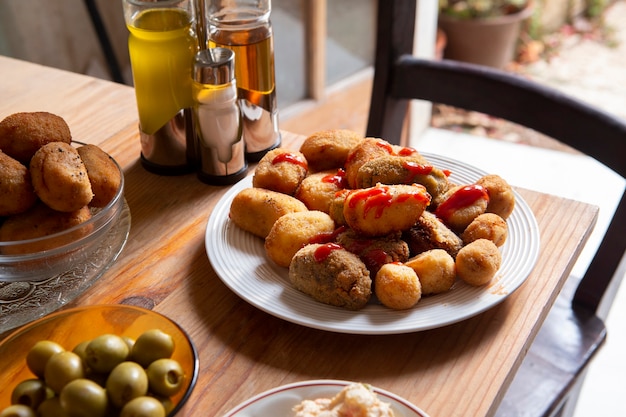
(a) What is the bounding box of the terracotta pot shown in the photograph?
[438,4,534,68]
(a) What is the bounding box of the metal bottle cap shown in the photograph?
[193,48,235,85]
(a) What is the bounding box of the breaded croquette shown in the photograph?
[475,174,516,220]
[229,187,308,239]
[0,150,37,216]
[289,243,372,310]
[461,213,508,247]
[77,144,122,207]
[253,148,308,195]
[344,138,395,189]
[29,142,93,212]
[434,184,489,232]
[343,183,430,237]
[264,210,336,268]
[0,112,72,164]
[405,249,456,295]
[299,129,364,172]
[403,211,464,258]
[295,169,347,213]
[336,228,409,275]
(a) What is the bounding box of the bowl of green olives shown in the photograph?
[0,304,199,417]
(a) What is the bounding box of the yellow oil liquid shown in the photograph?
[208,25,275,106]
[127,9,197,135]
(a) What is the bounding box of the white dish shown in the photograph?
[222,380,430,417]
[205,153,540,334]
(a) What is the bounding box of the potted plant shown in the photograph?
[438,0,534,68]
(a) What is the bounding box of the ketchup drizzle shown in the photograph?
[271,152,308,169]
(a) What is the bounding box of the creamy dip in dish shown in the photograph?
[292,383,395,417]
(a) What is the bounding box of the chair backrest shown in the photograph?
[366,0,626,315]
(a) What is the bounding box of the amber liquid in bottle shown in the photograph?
[209,24,280,160]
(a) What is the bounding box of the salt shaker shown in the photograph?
[192,48,247,185]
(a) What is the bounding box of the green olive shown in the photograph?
[44,351,85,394]
[146,359,185,397]
[10,379,48,409]
[122,336,135,352]
[0,404,37,417]
[120,396,165,417]
[130,330,174,368]
[59,379,108,417]
[37,397,67,417]
[105,361,148,408]
[26,340,65,378]
[85,334,130,374]
[71,341,90,366]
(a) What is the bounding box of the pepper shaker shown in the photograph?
[192,48,248,185]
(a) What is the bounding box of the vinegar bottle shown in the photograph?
[204,0,281,161]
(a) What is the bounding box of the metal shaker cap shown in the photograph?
[193,48,235,85]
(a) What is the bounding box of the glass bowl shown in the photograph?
[0,304,199,416]
[0,155,125,282]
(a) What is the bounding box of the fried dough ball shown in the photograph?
[375,263,422,310]
[461,213,508,247]
[475,174,516,220]
[344,138,395,189]
[405,249,456,295]
[0,150,37,216]
[264,211,336,268]
[343,183,431,237]
[0,203,92,254]
[229,187,308,239]
[77,144,121,208]
[252,148,308,195]
[403,211,463,258]
[289,243,372,310]
[299,129,364,172]
[354,155,450,201]
[295,169,347,213]
[0,112,72,164]
[455,239,502,286]
[336,229,409,275]
[29,142,93,212]
[434,184,489,232]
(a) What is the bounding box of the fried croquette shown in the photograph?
[299,129,364,172]
[229,187,308,239]
[0,203,92,254]
[289,243,372,310]
[405,249,456,295]
[434,184,489,232]
[264,210,336,268]
[336,228,409,275]
[375,263,422,310]
[29,142,93,212]
[475,174,516,220]
[344,138,395,189]
[0,112,72,164]
[295,169,347,213]
[328,189,350,226]
[77,144,121,208]
[354,155,450,201]
[403,211,464,258]
[0,150,37,216]
[343,183,431,237]
[461,213,508,247]
[252,148,308,195]
[455,239,502,286]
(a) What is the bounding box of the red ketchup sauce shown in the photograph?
[402,161,433,183]
[313,243,343,262]
[348,185,429,219]
[396,146,417,156]
[271,152,308,169]
[309,226,347,245]
[321,168,347,189]
[435,184,489,223]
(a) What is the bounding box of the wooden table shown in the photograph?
[0,56,599,417]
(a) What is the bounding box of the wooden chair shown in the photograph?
[366,1,626,416]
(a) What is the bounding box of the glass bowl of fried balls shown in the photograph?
[0,112,126,282]
[0,304,199,417]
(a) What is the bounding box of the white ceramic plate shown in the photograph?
[222,380,430,417]
[205,153,540,334]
